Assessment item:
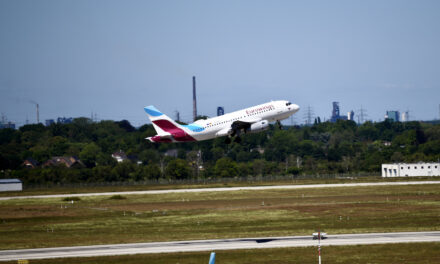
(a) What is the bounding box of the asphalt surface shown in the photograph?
[1,180,439,201]
[1,231,439,261]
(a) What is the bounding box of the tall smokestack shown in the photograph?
[36,104,39,124]
[193,76,197,121]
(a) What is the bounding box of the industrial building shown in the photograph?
[330,102,348,122]
[347,110,355,121]
[0,179,23,192]
[0,122,15,129]
[385,111,400,122]
[382,162,440,177]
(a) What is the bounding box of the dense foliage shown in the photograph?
[1,117,439,184]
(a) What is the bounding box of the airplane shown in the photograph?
[144,100,300,143]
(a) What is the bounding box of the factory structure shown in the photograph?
[330,102,355,122]
[191,76,224,121]
[192,76,197,122]
[382,162,440,177]
[385,110,410,122]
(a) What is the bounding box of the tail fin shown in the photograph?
[144,105,196,142]
[144,105,182,135]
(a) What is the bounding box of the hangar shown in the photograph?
[0,179,23,192]
[382,162,440,177]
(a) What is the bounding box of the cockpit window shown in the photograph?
[286,102,292,106]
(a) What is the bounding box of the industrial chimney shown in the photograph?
[193,76,197,121]
[36,104,39,124]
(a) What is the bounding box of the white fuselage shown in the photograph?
[186,100,300,141]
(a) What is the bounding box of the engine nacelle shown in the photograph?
[247,120,269,133]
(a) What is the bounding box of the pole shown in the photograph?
[318,230,321,264]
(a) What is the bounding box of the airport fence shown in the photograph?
[24,172,381,190]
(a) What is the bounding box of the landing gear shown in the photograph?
[276,120,283,130]
[234,137,242,143]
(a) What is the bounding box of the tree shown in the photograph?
[214,157,238,178]
[391,152,404,162]
[165,159,190,180]
[47,136,69,156]
[111,161,135,181]
[116,120,135,132]
[79,143,101,167]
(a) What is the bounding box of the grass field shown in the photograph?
[3,243,440,264]
[1,183,439,250]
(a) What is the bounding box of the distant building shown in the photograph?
[45,119,55,126]
[0,179,22,192]
[330,102,347,122]
[164,149,178,158]
[43,156,84,168]
[57,117,73,124]
[0,122,16,129]
[217,107,225,116]
[401,111,409,122]
[382,162,440,177]
[347,110,355,121]
[22,158,39,169]
[112,151,128,163]
[385,111,400,122]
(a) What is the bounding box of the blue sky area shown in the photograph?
[1,0,439,127]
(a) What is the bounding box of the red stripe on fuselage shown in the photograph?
[152,120,196,142]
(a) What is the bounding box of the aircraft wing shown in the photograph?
[231,117,262,130]
[216,117,264,137]
[231,120,252,130]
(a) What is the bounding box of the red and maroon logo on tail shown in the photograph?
[152,120,196,142]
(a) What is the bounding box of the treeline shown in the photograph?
[1,117,439,185]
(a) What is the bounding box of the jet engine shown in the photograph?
[247,120,269,133]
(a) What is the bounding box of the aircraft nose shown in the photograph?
[291,104,300,112]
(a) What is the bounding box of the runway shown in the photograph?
[1,180,439,201]
[0,231,439,261]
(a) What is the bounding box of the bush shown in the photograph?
[109,195,126,200]
[62,197,81,202]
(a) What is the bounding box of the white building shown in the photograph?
[382,162,440,177]
[0,179,23,192]
[401,111,409,122]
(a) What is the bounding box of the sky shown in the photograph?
[1,0,440,127]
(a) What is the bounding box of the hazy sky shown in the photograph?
[1,0,440,127]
